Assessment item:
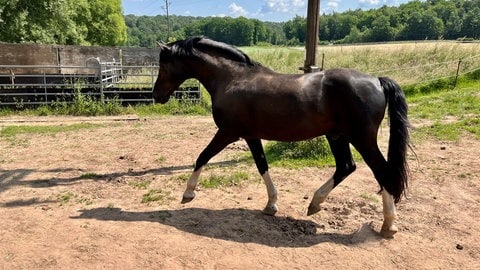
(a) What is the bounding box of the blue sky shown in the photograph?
[122,0,414,22]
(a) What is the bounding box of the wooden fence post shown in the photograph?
[303,0,321,73]
[453,58,462,88]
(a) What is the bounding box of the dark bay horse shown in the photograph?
[153,37,410,238]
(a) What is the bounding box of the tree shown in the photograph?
[0,0,126,46]
[400,10,444,40]
[369,15,396,42]
[462,7,480,39]
[230,17,254,46]
[0,0,91,44]
[283,16,307,44]
[86,0,127,46]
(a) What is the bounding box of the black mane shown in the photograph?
[167,37,259,66]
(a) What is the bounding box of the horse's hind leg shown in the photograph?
[308,136,356,215]
[381,189,398,238]
[182,129,238,203]
[246,139,277,216]
[351,138,398,238]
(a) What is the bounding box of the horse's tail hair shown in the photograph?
[379,77,410,203]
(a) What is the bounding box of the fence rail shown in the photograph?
[0,61,201,106]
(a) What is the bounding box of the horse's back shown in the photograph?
[213,68,386,141]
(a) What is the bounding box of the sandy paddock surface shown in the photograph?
[0,115,479,269]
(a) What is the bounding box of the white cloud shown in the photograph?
[327,0,341,9]
[229,2,248,17]
[360,0,380,4]
[323,0,341,13]
[260,0,305,14]
[359,0,388,9]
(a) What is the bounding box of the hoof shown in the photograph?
[307,203,321,216]
[380,224,398,238]
[262,205,277,216]
[181,194,195,204]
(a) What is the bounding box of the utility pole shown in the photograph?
[162,0,172,40]
[303,0,321,73]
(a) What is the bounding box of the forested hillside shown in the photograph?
[0,0,478,47]
[125,15,286,47]
[320,0,480,43]
[125,0,480,47]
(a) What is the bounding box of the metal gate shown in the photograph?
[0,61,201,106]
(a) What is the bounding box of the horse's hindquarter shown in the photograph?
[213,72,335,141]
[322,69,387,133]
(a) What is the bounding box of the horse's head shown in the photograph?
[153,42,190,104]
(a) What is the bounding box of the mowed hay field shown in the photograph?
[1,41,480,269]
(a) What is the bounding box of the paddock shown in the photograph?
[0,115,478,268]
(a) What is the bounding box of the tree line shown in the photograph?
[0,0,479,47]
[126,0,480,47]
[124,15,286,47]
[320,0,480,44]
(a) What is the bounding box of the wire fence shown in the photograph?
[367,53,480,87]
[1,50,479,107]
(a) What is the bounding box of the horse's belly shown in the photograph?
[249,118,332,142]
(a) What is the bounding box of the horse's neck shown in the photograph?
[190,57,239,96]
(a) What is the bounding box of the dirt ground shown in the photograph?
[0,115,479,269]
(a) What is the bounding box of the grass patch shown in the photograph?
[264,137,336,168]
[129,179,152,189]
[134,100,210,116]
[44,89,125,116]
[201,171,250,188]
[359,192,380,203]
[173,174,190,183]
[141,189,173,204]
[408,83,480,141]
[79,172,101,179]
[0,123,103,138]
[58,191,76,205]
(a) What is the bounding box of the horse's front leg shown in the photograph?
[181,167,202,203]
[181,130,238,203]
[246,139,277,216]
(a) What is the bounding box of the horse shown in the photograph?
[153,37,410,238]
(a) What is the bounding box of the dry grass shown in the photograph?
[244,41,480,85]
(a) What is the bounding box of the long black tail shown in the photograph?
[379,77,410,203]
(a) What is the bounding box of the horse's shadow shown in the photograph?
[72,207,382,247]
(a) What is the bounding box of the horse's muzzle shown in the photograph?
[152,85,172,104]
[155,94,171,104]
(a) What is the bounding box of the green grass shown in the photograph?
[141,189,173,204]
[129,179,152,189]
[58,191,75,204]
[263,137,335,168]
[134,99,210,116]
[408,82,480,141]
[79,172,101,179]
[201,171,250,188]
[0,123,103,137]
